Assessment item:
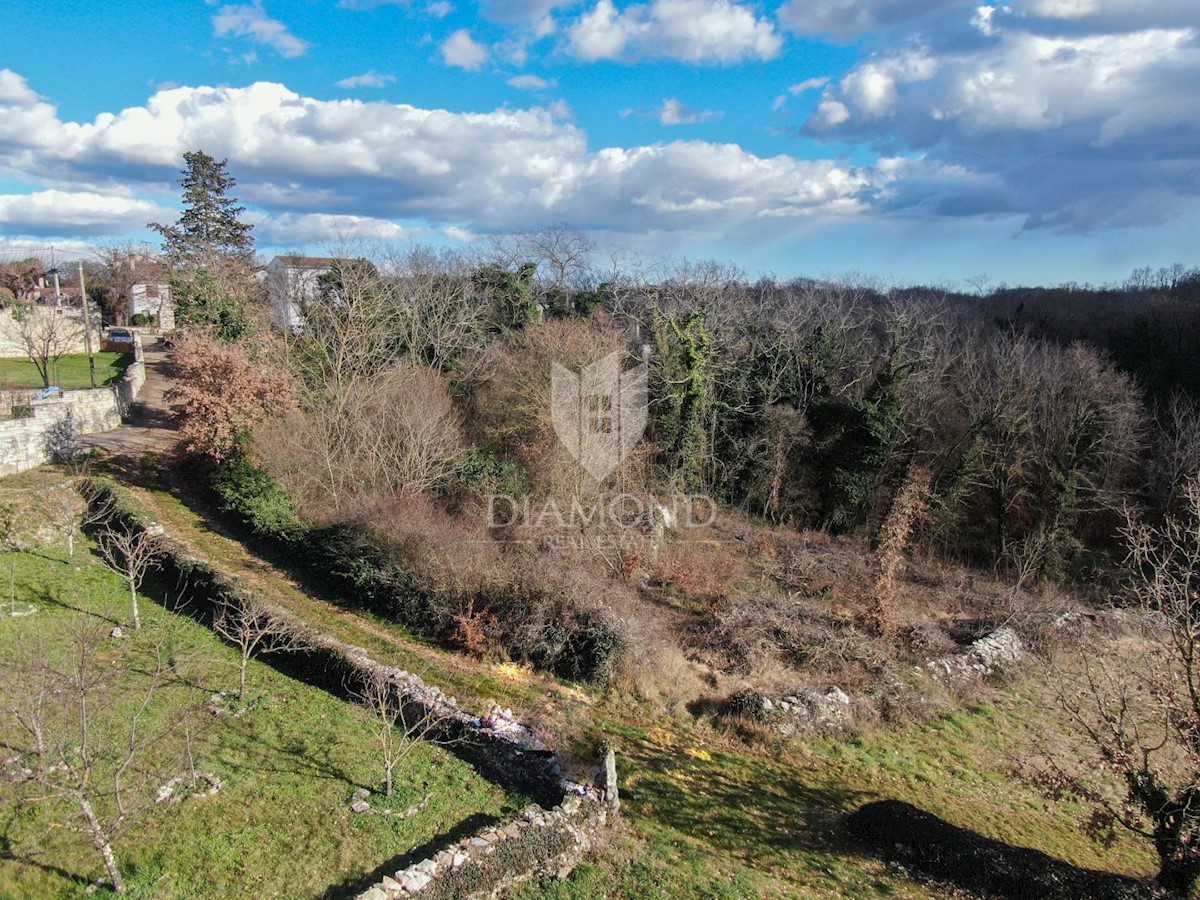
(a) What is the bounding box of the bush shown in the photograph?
[726,688,771,722]
[130,312,153,327]
[210,453,304,542]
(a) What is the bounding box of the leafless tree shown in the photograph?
[95,527,161,630]
[0,621,194,894]
[11,301,85,388]
[212,596,311,699]
[350,667,448,798]
[1039,474,1200,897]
[42,483,86,561]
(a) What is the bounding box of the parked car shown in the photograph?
[101,327,137,353]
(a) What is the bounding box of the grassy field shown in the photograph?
[0,353,132,391]
[0,471,521,899]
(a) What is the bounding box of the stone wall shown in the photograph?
[0,306,95,358]
[0,350,145,477]
[83,480,615,898]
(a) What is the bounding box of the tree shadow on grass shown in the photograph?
[33,587,123,627]
[316,811,502,900]
[611,725,871,869]
[845,799,1154,900]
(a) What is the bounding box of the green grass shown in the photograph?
[0,353,132,391]
[0,473,520,899]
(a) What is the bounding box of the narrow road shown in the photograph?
[81,339,178,456]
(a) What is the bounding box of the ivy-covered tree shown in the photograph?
[150,151,254,265]
[474,262,539,331]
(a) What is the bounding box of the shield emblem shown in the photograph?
[551,351,648,481]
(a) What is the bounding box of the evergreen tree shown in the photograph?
[150,150,254,265]
[150,151,258,341]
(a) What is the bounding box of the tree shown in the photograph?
[166,331,294,461]
[95,526,161,630]
[149,151,258,341]
[212,597,311,700]
[149,151,254,265]
[11,302,85,388]
[351,667,448,798]
[0,257,45,303]
[1041,474,1200,898]
[0,620,195,893]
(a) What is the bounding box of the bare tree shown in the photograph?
[212,596,311,699]
[350,667,448,798]
[1039,474,1200,898]
[11,301,85,388]
[95,527,161,630]
[0,621,193,894]
[42,483,86,561]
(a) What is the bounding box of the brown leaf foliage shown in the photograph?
[166,331,294,460]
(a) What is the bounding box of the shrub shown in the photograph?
[726,688,770,722]
[210,452,304,542]
[131,312,153,327]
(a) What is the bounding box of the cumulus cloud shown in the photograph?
[777,0,970,39]
[0,71,884,236]
[624,98,723,124]
[212,2,310,58]
[802,6,1200,230]
[441,29,490,69]
[253,211,418,244]
[507,74,557,89]
[566,0,782,63]
[0,190,172,236]
[336,71,397,89]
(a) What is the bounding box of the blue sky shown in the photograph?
[0,0,1197,286]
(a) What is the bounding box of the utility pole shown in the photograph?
[50,245,62,305]
[79,262,97,388]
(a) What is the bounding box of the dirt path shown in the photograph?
[81,339,178,456]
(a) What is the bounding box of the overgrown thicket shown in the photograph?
[158,213,1197,685]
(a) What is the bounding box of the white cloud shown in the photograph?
[0,72,884,236]
[0,190,172,235]
[659,99,716,124]
[336,71,397,89]
[802,9,1200,229]
[425,1,454,16]
[567,0,782,63]
[507,74,557,90]
[212,2,310,58]
[441,29,490,69]
[625,98,723,124]
[253,211,419,244]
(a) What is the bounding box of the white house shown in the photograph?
[129,282,174,330]
[265,255,335,330]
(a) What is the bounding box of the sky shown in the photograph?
[0,0,1197,287]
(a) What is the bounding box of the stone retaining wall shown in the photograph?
[83,480,614,898]
[0,346,144,477]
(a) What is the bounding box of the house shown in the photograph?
[265,255,336,330]
[129,282,174,330]
[117,254,174,330]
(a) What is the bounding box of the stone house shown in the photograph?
[265,255,336,330]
